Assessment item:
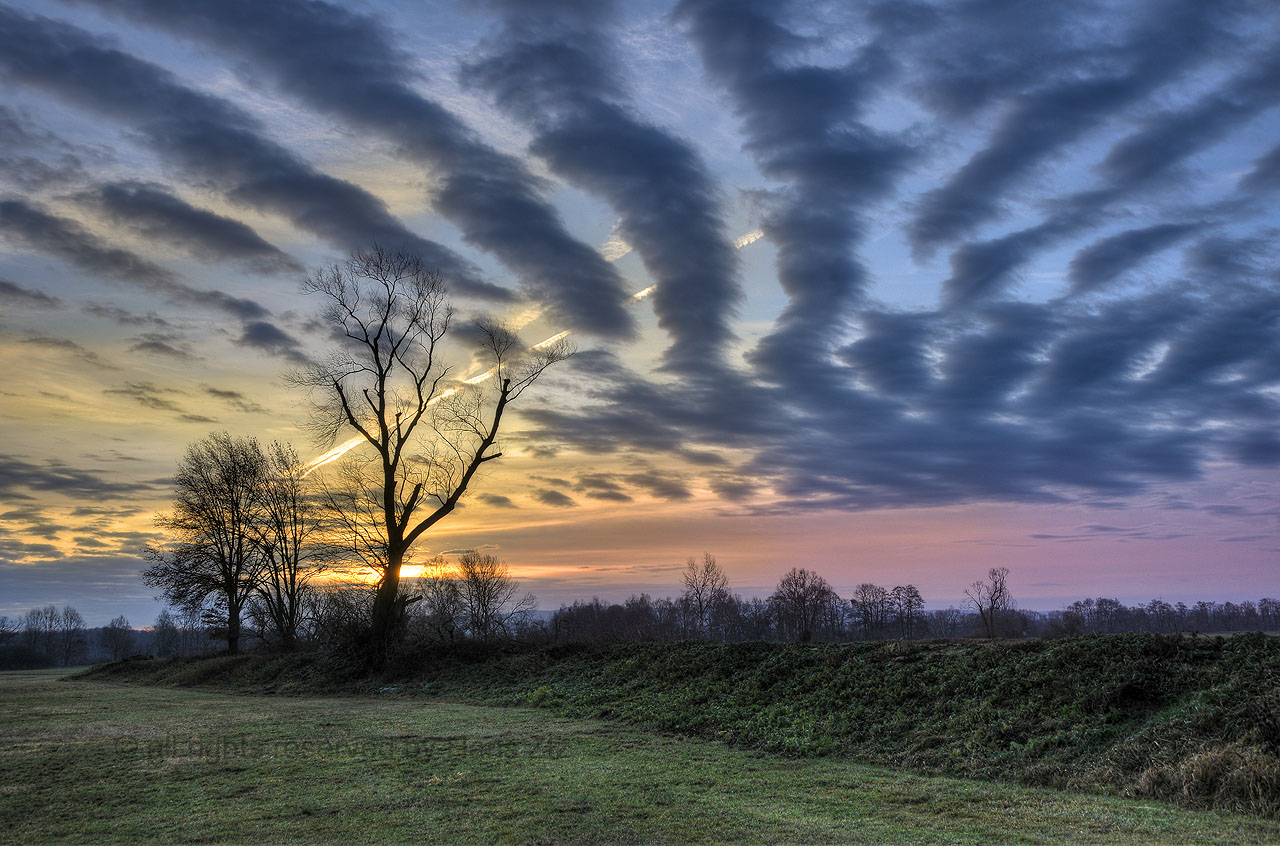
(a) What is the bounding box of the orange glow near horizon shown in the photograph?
[318,558,594,588]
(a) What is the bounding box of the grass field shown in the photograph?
[4,668,1280,843]
[87,636,1280,817]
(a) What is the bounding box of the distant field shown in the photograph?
[4,669,1280,843]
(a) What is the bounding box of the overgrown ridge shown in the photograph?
[82,633,1280,818]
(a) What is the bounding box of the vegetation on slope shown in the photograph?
[83,633,1280,817]
[12,668,1280,844]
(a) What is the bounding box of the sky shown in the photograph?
[1,0,1278,627]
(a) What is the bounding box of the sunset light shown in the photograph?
[1,0,1276,631]
[4,2,1279,839]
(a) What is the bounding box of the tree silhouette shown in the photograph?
[965,567,1012,639]
[681,552,730,638]
[457,552,534,641]
[770,567,838,642]
[250,442,323,649]
[890,585,924,639]
[144,432,266,655]
[290,247,569,659]
[100,615,134,661]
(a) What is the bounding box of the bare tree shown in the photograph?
[965,567,1013,639]
[409,557,466,643]
[153,610,180,658]
[851,583,891,639]
[22,605,57,660]
[290,247,569,657]
[144,432,268,655]
[177,604,207,656]
[770,567,839,642]
[890,584,924,640]
[308,582,379,650]
[100,615,134,661]
[680,552,730,638]
[738,596,776,641]
[250,442,322,649]
[56,606,86,666]
[929,607,964,638]
[457,552,535,641]
[0,616,16,645]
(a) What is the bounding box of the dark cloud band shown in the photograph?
[76,0,630,334]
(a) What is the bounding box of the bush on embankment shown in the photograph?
[81,633,1280,817]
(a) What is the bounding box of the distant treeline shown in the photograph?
[0,606,207,671]
[532,557,1280,645]
[10,560,1274,668]
[542,590,1280,644]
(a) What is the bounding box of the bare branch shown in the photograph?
[295,248,564,654]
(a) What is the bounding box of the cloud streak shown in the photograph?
[940,26,1280,305]
[676,0,913,399]
[0,5,507,302]
[466,0,740,370]
[79,0,632,334]
[0,278,61,310]
[83,181,303,276]
[0,0,1276,575]
[906,0,1245,254]
[0,197,268,320]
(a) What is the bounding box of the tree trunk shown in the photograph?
[226,605,241,655]
[369,554,405,664]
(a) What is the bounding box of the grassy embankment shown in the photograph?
[84,633,1280,819]
[5,666,1280,843]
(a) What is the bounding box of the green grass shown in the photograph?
[4,668,1280,843]
[403,635,1280,814]
[83,635,1280,819]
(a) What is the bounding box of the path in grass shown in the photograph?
[2,669,1278,844]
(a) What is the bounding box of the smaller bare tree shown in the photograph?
[771,567,839,642]
[177,604,207,656]
[680,552,730,638]
[930,607,964,638]
[56,606,86,666]
[307,582,379,651]
[457,552,535,641]
[22,605,57,660]
[250,442,323,649]
[890,585,925,640]
[410,557,466,643]
[153,610,180,658]
[144,432,268,655]
[100,615,134,661]
[851,583,891,639]
[966,567,1013,638]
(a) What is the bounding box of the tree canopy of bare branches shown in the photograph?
[457,552,535,641]
[0,616,17,645]
[100,615,135,661]
[851,583,891,638]
[771,567,840,642]
[681,552,730,638]
[966,567,1013,639]
[250,442,323,649]
[146,434,322,653]
[144,432,266,655]
[890,584,925,640]
[289,247,570,656]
